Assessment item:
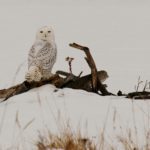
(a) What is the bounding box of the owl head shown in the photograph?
[36,26,55,43]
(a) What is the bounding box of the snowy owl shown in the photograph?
[25,26,57,82]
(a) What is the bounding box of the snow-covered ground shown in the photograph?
[0,0,150,149]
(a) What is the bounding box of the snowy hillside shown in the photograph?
[0,0,150,149]
[0,85,150,149]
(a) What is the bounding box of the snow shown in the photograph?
[0,86,150,149]
[0,0,150,149]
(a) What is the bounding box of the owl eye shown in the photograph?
[48,31,51,33]
[40,31,43,33]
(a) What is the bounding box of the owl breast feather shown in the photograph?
[28,42,57,71]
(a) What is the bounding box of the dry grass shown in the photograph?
[35,101,150,150]
[36,128,150,150]
[35,104,150,150]
[37,129,96,150]
[117,131,150,150]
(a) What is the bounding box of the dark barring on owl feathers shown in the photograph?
[25,26,57,82]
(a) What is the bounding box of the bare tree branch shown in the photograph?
[69,43,112,95]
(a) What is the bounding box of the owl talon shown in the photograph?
[25,73,33,82]
[25,66,42,82]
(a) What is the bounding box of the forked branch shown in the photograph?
[69,43,112,95]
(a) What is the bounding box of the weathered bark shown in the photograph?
[0,74,62,101]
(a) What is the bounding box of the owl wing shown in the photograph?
[28,45,35,69]
[28,43,49,68]
[28,43,57,71]
[36,43,57,70]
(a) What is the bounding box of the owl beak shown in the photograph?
[45,34,47,38]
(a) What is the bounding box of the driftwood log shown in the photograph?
[117,90,150,100]
[0,43,113,102]
[126,91,150,99]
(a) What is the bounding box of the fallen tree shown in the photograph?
[0,43,113,102]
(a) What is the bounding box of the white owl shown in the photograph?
[25,26,57,82]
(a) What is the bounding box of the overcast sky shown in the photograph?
[0,0,149,91]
